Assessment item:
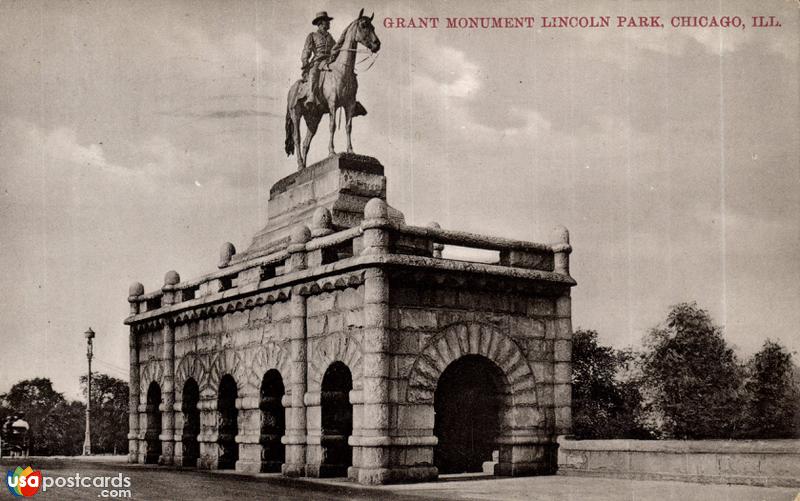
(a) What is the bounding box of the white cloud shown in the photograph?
[412,46,481,98]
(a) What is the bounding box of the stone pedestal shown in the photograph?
[234,153,403,262]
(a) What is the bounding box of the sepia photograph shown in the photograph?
[1,1,798,499]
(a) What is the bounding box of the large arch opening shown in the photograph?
[217,374,239,470]
[144,381,162,464]
[320,361,353,477]
[181,378,200,467]
[259,369,285,472]
[433,355,505,474]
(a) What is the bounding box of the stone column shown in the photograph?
[172,401,184,466]
[353,198,393,484]
[127,331,140,463]
[159,320,176,465]
[282,225,310,477]
[551,225,571,276]
[197,396,219,469]
[283,290,307,476]
[136,401,147,463]
[426,221,444,258]
[302,390,322,477]
[127,282,144,463]
[554,292,573,437]
[156,271,179,465]
[235,395,262,473]
[551,224,573,471]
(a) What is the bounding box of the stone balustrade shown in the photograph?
[557,436,800,487]
[126,201,572,320]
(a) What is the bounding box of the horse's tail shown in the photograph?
[284,109,294,156]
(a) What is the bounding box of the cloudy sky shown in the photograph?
[1,0,797,399]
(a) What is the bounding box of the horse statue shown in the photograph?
[285,9,381,170]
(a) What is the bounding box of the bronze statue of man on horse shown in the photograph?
[285,9,381,170]
[300,11,337,112]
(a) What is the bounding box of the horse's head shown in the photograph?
[354,8,380,53]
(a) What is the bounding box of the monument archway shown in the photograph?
[259,369,285,472]
[320,361,353,477]
[181,378,200,467]
[144,381,162,464]
[434,355,506,473]
[217,374,239,470]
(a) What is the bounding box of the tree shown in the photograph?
[571,329,648,439]
[640,302,744,439]
[0,378,84,454]
[38,400,85,455]
[80,373,129,454]
[741,340,799,438]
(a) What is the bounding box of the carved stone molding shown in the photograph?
[171,288,292,325]
[296,270,366,296]
[307,332,363,391]
[174,351,211,396]
[139,356,165,400]
[405,322,538,405]
[207,349,246,395]
[241,341,291,394]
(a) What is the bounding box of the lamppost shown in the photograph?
[83,327,95,456]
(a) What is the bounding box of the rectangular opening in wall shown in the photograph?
[260,264,277,281]
[321,241,354,265]
[441,246,500,265]
[219,274,238,291]
[181,286,197,301]
[145,297,161,311]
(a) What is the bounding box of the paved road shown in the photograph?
[1,458,407,501]
[381,474,799,501]
[2,458,797,501]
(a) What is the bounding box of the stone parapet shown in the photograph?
[557,436,800,487]
[125,233,575,324]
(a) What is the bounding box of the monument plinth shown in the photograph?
[235,153,404,263]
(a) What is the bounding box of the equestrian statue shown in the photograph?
[285,9,381,170]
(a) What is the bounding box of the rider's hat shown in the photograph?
[312,11,333,26]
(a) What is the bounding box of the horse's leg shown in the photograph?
[327,100,337,156]
[345,105,354,154]
[302,111,322,164]
[292,105,304,169]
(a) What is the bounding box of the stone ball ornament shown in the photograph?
[164,270,181,286]
[128,281,145,297]
[312,207,333,230]
[219,242,236,268]
[291,224,312,244]
[364,197,389,220]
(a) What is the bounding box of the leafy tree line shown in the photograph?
[572,302,800,440]
[0,374,128,455]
